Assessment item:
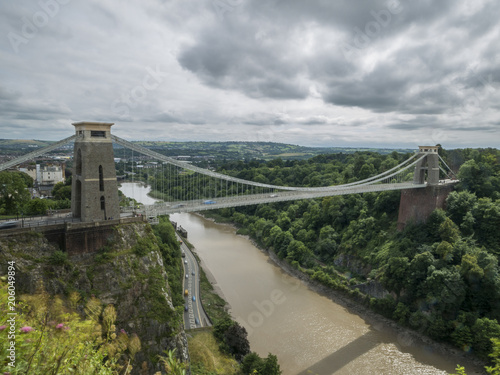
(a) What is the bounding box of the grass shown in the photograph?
[188,331,241,374]
[198,263,231,325]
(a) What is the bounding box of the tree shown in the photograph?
[380,257,409,300]
[0,171,31,215]
[471,318,500,358]
[261,353,282,375]
[406,251,433,301]
[224,322,250,361]
[439,218,460,244]
[25,198,48,215]
[214,318,250,361]
[213,317,233,343]
[241,352,263,374]
[473,198,500,252]
[52,181,72,200]
[446,191,477,226]
[241,352,282,375]
[422,268,466,316]
[286,240,313,266]
[486,338,500,375]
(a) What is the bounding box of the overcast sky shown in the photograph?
[1,0,499,149]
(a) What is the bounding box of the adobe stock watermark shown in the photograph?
[110,65,168,119]
[341,0,403,61]
[212,0,244,21]
[7,0,72,54]
[238,288,286,336]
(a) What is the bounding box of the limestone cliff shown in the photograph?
[0,221,189,374]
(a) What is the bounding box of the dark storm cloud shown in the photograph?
[178,21,309,100]
[178,0,500,117]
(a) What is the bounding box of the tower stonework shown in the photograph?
[397,146,454,230]
[71,122,120,222]
[413,146,440,185]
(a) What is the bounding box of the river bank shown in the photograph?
[197,212,487,374]
[265,247,487,373]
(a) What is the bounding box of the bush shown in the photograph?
[48,250,68,266]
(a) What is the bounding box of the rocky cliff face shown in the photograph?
[0,222,189,374]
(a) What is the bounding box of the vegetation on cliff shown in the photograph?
[0,280,140,374]
[0,220,189,373]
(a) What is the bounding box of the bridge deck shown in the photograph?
[126,182,447,217]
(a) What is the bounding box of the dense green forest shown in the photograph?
[149,147,500,362]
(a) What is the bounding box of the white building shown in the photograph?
[40,165,65,185]
[18,163,65,186]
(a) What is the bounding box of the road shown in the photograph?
[179,235,211,330]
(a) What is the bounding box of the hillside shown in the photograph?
[0,138,414,161]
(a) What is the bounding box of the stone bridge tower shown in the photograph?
[71,122,120,222]
[413,146,440,185]
[397,145,454,230]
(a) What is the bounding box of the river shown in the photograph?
[120,182,484,375]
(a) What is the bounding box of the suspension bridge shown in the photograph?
[0,123,458,224]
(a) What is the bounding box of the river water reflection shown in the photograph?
[121,182,482,375]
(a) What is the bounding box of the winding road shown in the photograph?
[179,235,211,330]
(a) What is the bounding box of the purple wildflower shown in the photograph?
[20,326,34,333]
[56,323,64,329]
[120,329,127,334]
[0,325,6,331]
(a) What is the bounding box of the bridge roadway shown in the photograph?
[132,181,429,217]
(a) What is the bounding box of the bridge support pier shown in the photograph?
[397,184,455,231]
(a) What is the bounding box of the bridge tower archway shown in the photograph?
[71,122,120,222]
[413,146,440,185]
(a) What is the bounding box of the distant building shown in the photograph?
[18,162,65,186]
[39,164,65,185]
[18,165,37,181]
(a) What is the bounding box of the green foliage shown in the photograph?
[153,216,184,308]
[0,281,137,374]
[52,181,72,200]
[0,171,31,215]
[486,338,500,375]
[48,250,68,266]
[158,349,186,375]
[24,198,48,216]
[241,352,282,375]
[213,317,250,361]
[379,257,409,299]
[144,266,177,325]
[471,318,500,358]
[131,231,159,256]
[451,365,468,375]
